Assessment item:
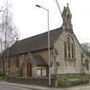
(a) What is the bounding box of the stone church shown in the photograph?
[1,5,90,77]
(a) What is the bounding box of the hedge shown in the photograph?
[57,75,89,87]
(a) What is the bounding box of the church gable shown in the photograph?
[22,52,48,68]
[53,4,75,61]
[51,4,90,74]
[52,30,76,74]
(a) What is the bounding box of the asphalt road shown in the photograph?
[0,85,32,90]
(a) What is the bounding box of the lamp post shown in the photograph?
[36,5,51,86]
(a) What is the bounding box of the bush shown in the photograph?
[57,75,89,87]
[58,80,71,87]
[0,73,3,76]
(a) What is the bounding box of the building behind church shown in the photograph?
[0,4,90,81]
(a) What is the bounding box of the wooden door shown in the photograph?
[27,62,32,77]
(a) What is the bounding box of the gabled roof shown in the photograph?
[8,27,62,56]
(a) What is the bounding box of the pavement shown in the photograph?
[0,81,64,90]
[66,84,90,90]
[0,81,90,90]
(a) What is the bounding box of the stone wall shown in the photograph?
[53,30,90,75]
[7,77,56,87]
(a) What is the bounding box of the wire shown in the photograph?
[55,0,62,17]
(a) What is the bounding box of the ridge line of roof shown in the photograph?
[18,27,61,42]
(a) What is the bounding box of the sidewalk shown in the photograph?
[0,81,90,90]
[0,81,64,90]
[66,84,90,90]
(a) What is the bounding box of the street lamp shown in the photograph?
[36,5,51,86]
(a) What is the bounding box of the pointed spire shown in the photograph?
[67,3,69,7]
[16,37,18,42]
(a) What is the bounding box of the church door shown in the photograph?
[27,62,32,77]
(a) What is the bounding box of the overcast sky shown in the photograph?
[1,0,90,43]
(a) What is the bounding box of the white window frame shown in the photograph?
[36,69,41,77]
[42,69,47,76]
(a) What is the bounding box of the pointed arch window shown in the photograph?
[64,35,75,59]
[64,42,67,58]
[85,59,89,70]
[67,37,70,58]
[71,43,74,58]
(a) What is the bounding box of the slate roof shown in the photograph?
[8,27,62,56]
[33,55,48,66]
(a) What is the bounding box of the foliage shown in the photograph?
[81,43,90,53]
[56,75,90,87]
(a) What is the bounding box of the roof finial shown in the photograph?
[16,37,18,41]
[67,3,69,7]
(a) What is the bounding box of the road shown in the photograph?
[0,85,32,90]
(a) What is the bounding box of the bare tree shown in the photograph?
[0,1,19,78]
[81,43,90,53]
[0,2,18,49]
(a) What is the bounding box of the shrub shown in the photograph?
[57,75,89,87]
[0,73,3,77]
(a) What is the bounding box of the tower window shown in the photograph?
[64,42,67,58]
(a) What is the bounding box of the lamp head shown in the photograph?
[35,5,41,8]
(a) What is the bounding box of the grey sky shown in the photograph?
[1,0,90,43]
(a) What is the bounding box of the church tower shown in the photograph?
[62,4,73,33]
